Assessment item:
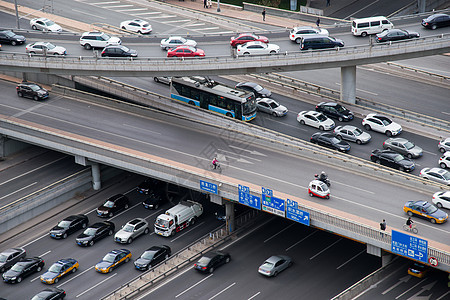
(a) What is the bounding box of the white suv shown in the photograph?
[440,152,450,169]
[79,32,121,50]
[289,26,329,44]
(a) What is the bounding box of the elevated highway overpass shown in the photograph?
[0,88,449,273]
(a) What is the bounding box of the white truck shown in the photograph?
[154,200,203,237]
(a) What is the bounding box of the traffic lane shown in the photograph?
[1,81,448,241]
[146,216,380,300]
[358,257,450,300]
[0,152,87,207]
[0,177,224,300]
[328,0,411,20]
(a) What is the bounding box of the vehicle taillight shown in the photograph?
[383,141,385,146]
[202,267,207,270]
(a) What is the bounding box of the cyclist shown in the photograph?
[212,157,219,169]
[406,217,414,229]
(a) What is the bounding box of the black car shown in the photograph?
[194,251,231,273]
[0,30,26,45]
[50,214,89,239]
[2,257,45,283]
[96,194,130,217]
[0,248,26,273]
[376,29,420,43]
[76,221,115,246]
[235,82,272,98]
[142,192,164,210]
[422,13,450,30]
[370,149,415,172]
[134,245,171,271]
[300,36,344,50]
[31,288,66,300]
[16,82,49,101]
[137,178,160,194]
[101,45,137,57]
[310,132,351,152]
[315,102,353,122]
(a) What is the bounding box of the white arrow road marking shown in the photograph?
[395,278,428,299]
[382,275,411,295]
[228,145,267,156]
[406,281,436,300]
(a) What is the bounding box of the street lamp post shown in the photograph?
[14,0,20,29]
[217,0,221,12]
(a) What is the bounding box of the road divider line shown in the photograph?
[310,238,342,260]
[76,273,117,298]
[248,292,261,300]
[336,249,366,269]
[395,278,428,299]
[286,230,318,251]
[208,282,236,300]
[175,274,213,298]
[264,223,295,243]
[0,182,37,200]
[58,266,94,287]
[39,250,51,257]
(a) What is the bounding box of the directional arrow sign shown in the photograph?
[286,198,310,226]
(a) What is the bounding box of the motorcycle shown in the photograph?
[314,173,331,187]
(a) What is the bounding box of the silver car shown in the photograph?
[439,137,450,153]
[114,218,149,244]
[258,255,292,277]
[420,168,450,185]
[334,125,371,144]
[153,76,171,85]
[383,138,423,159]
[25,42,67,55]
[256,98,288,117]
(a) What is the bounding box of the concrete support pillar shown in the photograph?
[0,135,5,159]
[381,249,394,267]
[417,0,426,13]
[225,201,235,234]
[340,65,356,104]
[91,162,101,190]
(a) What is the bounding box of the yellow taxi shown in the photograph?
[403,200,448,224]
[95,249,131,273]
[40,258,79,284]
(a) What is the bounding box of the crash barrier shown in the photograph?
[251,72,450,133]
[101,209,260,300]
[386,62,449,82]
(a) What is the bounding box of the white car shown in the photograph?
[160,36,197,50]
[439,137,450,153]
[420,167,450,185]
[236,41,280,56]
[114,218,149,244]
[30,18,62,32]
[289,26,329,43]
[79,32,121,50]
[297,111,335,131]
[119,19,152,34]
[439,152,450,169]
[362,113,402,136]
[256,98,288,117]
[25,42,67,55]
[432,191,450,209]
[334,125,371,144]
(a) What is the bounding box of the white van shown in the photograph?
[351,16,393,36]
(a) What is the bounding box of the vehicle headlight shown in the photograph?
[10,277,16,280]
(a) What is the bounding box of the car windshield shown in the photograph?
[122,224,134,232]
[179,37,187,43]
[29,84,42,91]
[11,264,25,272]
[316,114,327,121]
[100,33,111,40]
[48,264,62,273]
[57,220,71,228]
[83,228,97,236]
[142,250,157,260]
[44,20,56,26]
[443,172,450,180]
[5,31,14,38]
[336,105,347,112]
[353,128,363,136]
[45,43,56,50]
[103,254,116,263]
[156,218,169,228]
[0,254,7,263]
[269,101,279,108]
[425,204,438,214]
[120,46,130,52]
[381,119,392,126]
[253,85,263,92]
[330,137,341,143]
[393,154,404,162]
[103,200,114,208]
[243,96,256,115]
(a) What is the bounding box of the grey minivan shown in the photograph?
[300,36,344,50]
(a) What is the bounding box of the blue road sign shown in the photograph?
[286,198,310,226]
[200,180,218,195]
[391,230,428,263]
[262,187,273,196]
[238,190,261,210]
[238,184,250,193]
[262,194,285,217]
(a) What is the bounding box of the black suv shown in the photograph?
[315,102,354,122]
[96,194,130,217]
[0,30,26,46]
[16,82,49,101]
[101,45,137,57]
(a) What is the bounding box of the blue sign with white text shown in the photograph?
[238,184,250,193]
[286,199,310,226]
[200,180,218,195]
[262,194,285,217]
[262,187,273,197]
[238,190,261,210]
[391,230,428,263]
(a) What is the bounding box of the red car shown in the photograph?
[167,45,205,58]
[230,33,269,47]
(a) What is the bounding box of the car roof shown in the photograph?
[237,33,258,37]
[110,249,130,255]
[387,137,407,143]
[1,248,24,255]
[83,31,105,36]
[35,17,51,21]
[128,218,144,225]
[91,222,108,228]
[64,215,83,221]
[293,26,316,30]
[319,102,339,107]
[243,41,265,46]
[265,255,286,263]
[339,125,358,131]
[238,82,257,87]
[428,167,448,174]
[258,98,276,103]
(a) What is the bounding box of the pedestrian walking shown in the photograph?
[380,219,386,237]
[316,17,320,27]
[203,0,207,9]
[326,0,331,7]
[207,0,212,8]
[262,8,266,21]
